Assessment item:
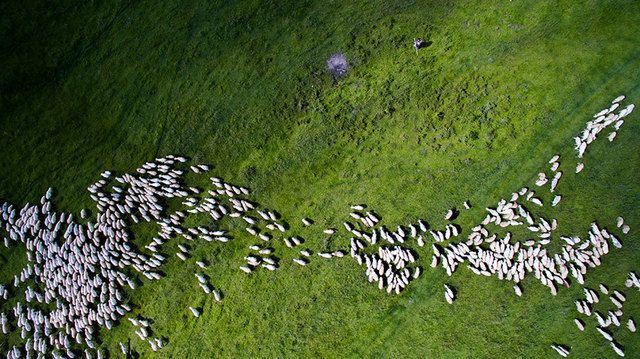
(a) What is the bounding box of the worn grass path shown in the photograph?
[1,0,640,357]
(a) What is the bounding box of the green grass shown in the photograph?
[1,0,640,357]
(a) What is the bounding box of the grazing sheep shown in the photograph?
[610,342,625,357]
[444,284,455,304]
[627,318,636,332]
[176,252,188,261]
[189,307,200,318]
[513,284,522,297]
[622,224,630,234]
[550,344,569,357]
[596,327,613,341]
[293,258,308,266]
[444,209,455,221]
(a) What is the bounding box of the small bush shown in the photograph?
[326,53,349,78]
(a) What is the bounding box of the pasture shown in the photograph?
[1,0,640,357]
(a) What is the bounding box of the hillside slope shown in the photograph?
[1,0,640,357]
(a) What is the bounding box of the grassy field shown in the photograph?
[1,0,640,357]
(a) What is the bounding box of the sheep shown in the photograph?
[262,263,277,271]
[550,344,569,357]
[612,290,626,302]
[610,235,622,249]
[413,267,421,279]
[256,210,269,220]
[610,342,625,357]
[349,212,362,220]
[627,318,636,332]
[293,258,308,266]
[584,288,599,303]
[599,284,609,294]
[245,256,260,266]
[609,312,620,327]
[418,220,428,232]
[536,173,548,186]
[323,229,336,235]
[596,327,613,341]
[195,273,206,284]
[444,209,455,221]
[188,307,200,318]
[622,225,630,234]
[444,284,455,304]
[595,312,607,327]
[513,284,522,297]
[176,252,188,261]
[530,198,543,206]
[367,212,380,223]
[258,233,271,241]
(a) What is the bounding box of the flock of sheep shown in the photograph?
[0,96,636,357]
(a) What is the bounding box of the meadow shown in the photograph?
[1,0,640,357]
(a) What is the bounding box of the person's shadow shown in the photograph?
[421,40,433,49]
[414,38,433,51]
